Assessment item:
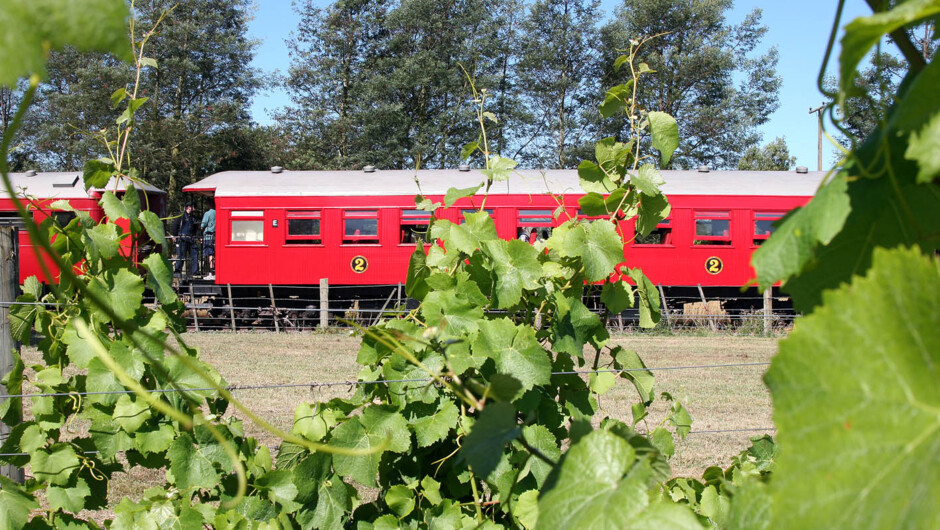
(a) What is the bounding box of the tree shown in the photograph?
[596,0,781,169]
[513,0,600,168]
[737,136,795,171]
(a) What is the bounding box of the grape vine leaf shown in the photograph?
[410,399,459,448]
[632,164,665,196]
[167,433,220,491]
[471,318,551,390]
[483,239,542,308]
[47,477,91,513]
[86,268,145,322]
[332,407,408,487]
[0,477,38,529]
[142,254,177,305]
[648,111,679,166]
[31,444,80,486]
[0,0,130,87]
[563,220,624,282]
[537,430,699,529]
[578,160,616,194]
[460,402,521,480]
[612,347,655,404]
[444,184,483,207]
[765,247,939,528]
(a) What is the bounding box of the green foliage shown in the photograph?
[749,1,940,528]
[736,137,796,171]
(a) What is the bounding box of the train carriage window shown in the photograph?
[635,218,672,245]
[400,209,431,244]
[517,209,554,243]
[459,209,494,224]
[231,210,264,243]
[753,212,782,246]
[52,211,77,228]
[286,211,321,245]
[693,211,732,246]
[344,210,379,244]
[576,209,606,224]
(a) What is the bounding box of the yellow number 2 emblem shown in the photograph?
[351,255,369,273]
[705,256,723,275]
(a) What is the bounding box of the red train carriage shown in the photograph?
[183,167,823,289]
[0,171,167,284]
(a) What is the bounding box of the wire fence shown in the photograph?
[0,360,776,458]
[141,281,798,334]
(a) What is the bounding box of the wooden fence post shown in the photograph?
[319,278,329,329]
[1,226,24,482]
[697,284,718,332]
[188,283,199,332]
[658,284,670,330]
[269,284,279,333]
[227,284,236,332]
[763,286,773,336]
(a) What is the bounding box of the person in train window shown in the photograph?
[171,204,199,278]
[529,228,538,245]
[518,229,528,242]
[201,200,216,280]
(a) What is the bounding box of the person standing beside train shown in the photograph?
[201,200,216,280]
[171,204,199,278]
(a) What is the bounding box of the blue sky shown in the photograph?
[247,1,874,169]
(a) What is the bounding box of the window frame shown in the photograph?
[633,217,673,246]
[517,208,555,242]
[693,211,732,246]
[284,210,322,246]
[752,211,783,246]
[229,210,266,244]
[343,209,380,245]
[400,209,431,245]
[458,208,494,225]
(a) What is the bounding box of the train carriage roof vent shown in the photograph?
[25,170,37,177]
[697,165,710,172]
[363,165,376,173]
[52,176,80,188]
[270,166,283,174]
[458,164,471,172]
[795,166,809,173]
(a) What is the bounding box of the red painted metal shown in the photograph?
[202,187,809,288]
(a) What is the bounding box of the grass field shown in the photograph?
[20,331,778,514]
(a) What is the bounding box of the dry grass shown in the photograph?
[19,331,777,514]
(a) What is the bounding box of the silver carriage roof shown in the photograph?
[3,172,165,201]
[183,169,827,198]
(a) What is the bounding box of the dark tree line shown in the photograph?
[4,0,800,211]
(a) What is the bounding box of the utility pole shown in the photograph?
[809,104,825,171]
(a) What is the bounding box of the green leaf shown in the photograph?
[551,294,606,358]
[0,353,24,425]
[601,280,634,314]
[332,407,409,487]
[421,288,483,340]
[700,485,730,527]
[446,211,497,254]
[461,141,479,160]
[838,0,940,103]
[563,221,624,282]
[256,470,300,509]
[481,155,517,182]
[538,430,698,529]
[82,159,114,190]
[101,191,133,221]
[460,402,521,480]
[598,82,633,119]
[0,0,131,88]
[669,401,692,439]
[167,432,220,491]
[905,111,940,184]
[483,239,542,308]
[32,444,80,486]
[293,402,336,442]
[486,374,523,403]
[47,477,91,513]
[411,399,458,448]
[22,275,42,299]
[648,111,679,166]
[385,485,415,518]
[8,293,39,344]
[136,423,175,455]
[405,247,431,301]
[86,268,144,322]
[421,476,442,506]
[751,176,850,290]
[625,268,661,328]
[444,183,483,207]
[650,427,675,459]
[515,489,540,529]
[612,347,655,404]
[636,192,671,237]
[110,87,127,109]
[588,371,616,395]
[0,477,38,529]
[577,160,615,194]
[300,475,352,530]
[633,164,665,196]
[141,253,177,305]
[139,57,157,69]
[138,210,167,248]
[112,394,151,433]
[472,318,551,391]
[84,222,122,260]
[766,247,940,529]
